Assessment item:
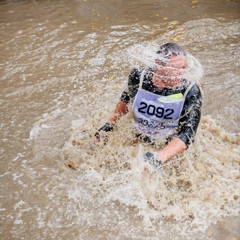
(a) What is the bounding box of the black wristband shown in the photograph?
[98,123,113,132]
[144,152,162,168]
[95,123,113,139]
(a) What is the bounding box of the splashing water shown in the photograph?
[26,18,240,240]
[29,94,239,239]
[127,42,203,85]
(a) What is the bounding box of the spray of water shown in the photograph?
[127,42,204,85]
[27,19,239,239]
[29,98,238,237]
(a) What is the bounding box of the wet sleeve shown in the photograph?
[177,84,202,147]
[120,69,141,104]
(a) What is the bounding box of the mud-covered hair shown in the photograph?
[156,43,186,62]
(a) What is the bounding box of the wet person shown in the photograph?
[95,43,202,168]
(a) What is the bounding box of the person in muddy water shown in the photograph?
[95,43,202,168]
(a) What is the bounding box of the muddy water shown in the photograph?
[0,0,240,239]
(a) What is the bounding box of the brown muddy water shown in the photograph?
[0,0,240,239]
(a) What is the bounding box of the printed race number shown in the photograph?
[139,118,165,129]
[138,102,174,119]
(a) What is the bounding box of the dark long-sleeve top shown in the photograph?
[119,69,202,146]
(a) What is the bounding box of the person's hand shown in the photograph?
[94,123,113,143]
[143,152,162,168]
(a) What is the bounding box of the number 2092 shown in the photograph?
[138,101,174,119]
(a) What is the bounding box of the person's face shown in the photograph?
[154,55,187,87]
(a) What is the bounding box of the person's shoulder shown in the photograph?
[190,83,201,93]
[185,81,202,98]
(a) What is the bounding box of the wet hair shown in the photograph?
[156,43,186,62]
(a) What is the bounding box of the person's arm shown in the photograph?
[142,139,186,179]
[94,101,129,143]
[109,101,129,126]
[95,69,141,142]
[94,101,128,142]
[156,138,187,163]
[144,138,187,167]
